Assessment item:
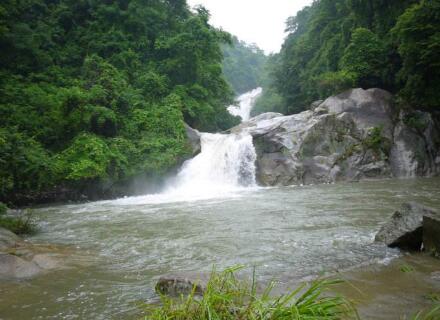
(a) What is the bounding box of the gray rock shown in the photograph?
[0,227,21,251]
[423,215,440,257]
[228,88,439,186]
[375,202,439,250]
[184,124,201,156]
[155,273,209,296]
[0,253,42,279]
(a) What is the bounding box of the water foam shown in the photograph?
[116,88,261,204]
[227,87,262,121]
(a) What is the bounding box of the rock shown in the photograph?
[309,100,324,111]
[423,215,440,257]
[0,253,42,279]
[231,88,440,186]
[0,227,22,251]
[375,202,439,250]
[184,124,201,156]
[155,273,209,296]
[390,111,440,177]
[31,253,61,269]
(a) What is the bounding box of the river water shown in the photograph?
[1,90,440,319]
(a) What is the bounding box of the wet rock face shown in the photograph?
[238,88,440,186]
[184,124,201,156]
[375,202,439,250]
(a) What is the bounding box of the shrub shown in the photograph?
[0,209,37,235]
[142,266,358,320]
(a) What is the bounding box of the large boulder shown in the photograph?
[240,88,395,185]
[235,88,440,185]
[423,215,440,257]
[375,202,439,250]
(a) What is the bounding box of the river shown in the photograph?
[1,90,439,319]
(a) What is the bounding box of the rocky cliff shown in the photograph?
[230,88,440,186]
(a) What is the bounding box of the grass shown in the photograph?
[0,204,37,235]
[411,304,440,320]
[141,265,359,320]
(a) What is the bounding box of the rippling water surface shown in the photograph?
[1,178,440,319]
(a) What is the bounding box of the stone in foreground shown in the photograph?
[423,215,440,257]
[156,273,209,297]
[375,202,438,250]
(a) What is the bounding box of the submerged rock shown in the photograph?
[375,202,439,250]
[234,88,440,185]
[423,215,440,257]
[0,253,42,279]
[155,273,209,296]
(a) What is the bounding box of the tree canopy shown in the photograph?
[0,0,239,203]
[255,0,439,115]
[221,37,267,95]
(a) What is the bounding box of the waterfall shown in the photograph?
[165,133,257,196]
[161,88,261,199]
[117,88,261,204]
[227,87,262,122]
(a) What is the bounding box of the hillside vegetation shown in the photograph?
[222,37,267,95]
[256,0,440,115]
[0,0,239,204]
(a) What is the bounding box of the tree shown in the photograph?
[393,0,440,110]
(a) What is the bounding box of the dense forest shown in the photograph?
[221,36,267,95]
[1,0,439,204]
[0,0,242,204]
[256,0,440,115]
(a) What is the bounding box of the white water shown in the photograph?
[227,87,262,121]
[115,89,260,205]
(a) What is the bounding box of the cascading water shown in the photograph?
[116,88,261,204]
[227,87,262,122]
[163,88,262,197]
[164,133,257,196]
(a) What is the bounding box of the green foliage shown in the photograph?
[315,70,357,99]
[258,0,435,115]
[0,0,238,202]
[222,37,267,95]
[411,304,440,320]
[399,264,415,273]
[142,266,359,320]
[0,210,37,235]
[363,126,390,156]
[341,28,387,87]
[393,0,440,110]
[0,202,7,215]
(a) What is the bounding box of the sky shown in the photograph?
[187,0,313,54]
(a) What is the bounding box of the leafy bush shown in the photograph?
[142,266,358,320]
[0,210,37,235]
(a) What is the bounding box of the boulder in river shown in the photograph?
[155,273,209,296]
[375,202,439,250]
[235,88,440,185]
[0,253,42,279]
[423,215,440,257]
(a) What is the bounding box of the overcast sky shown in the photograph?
[187,0,313,54]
